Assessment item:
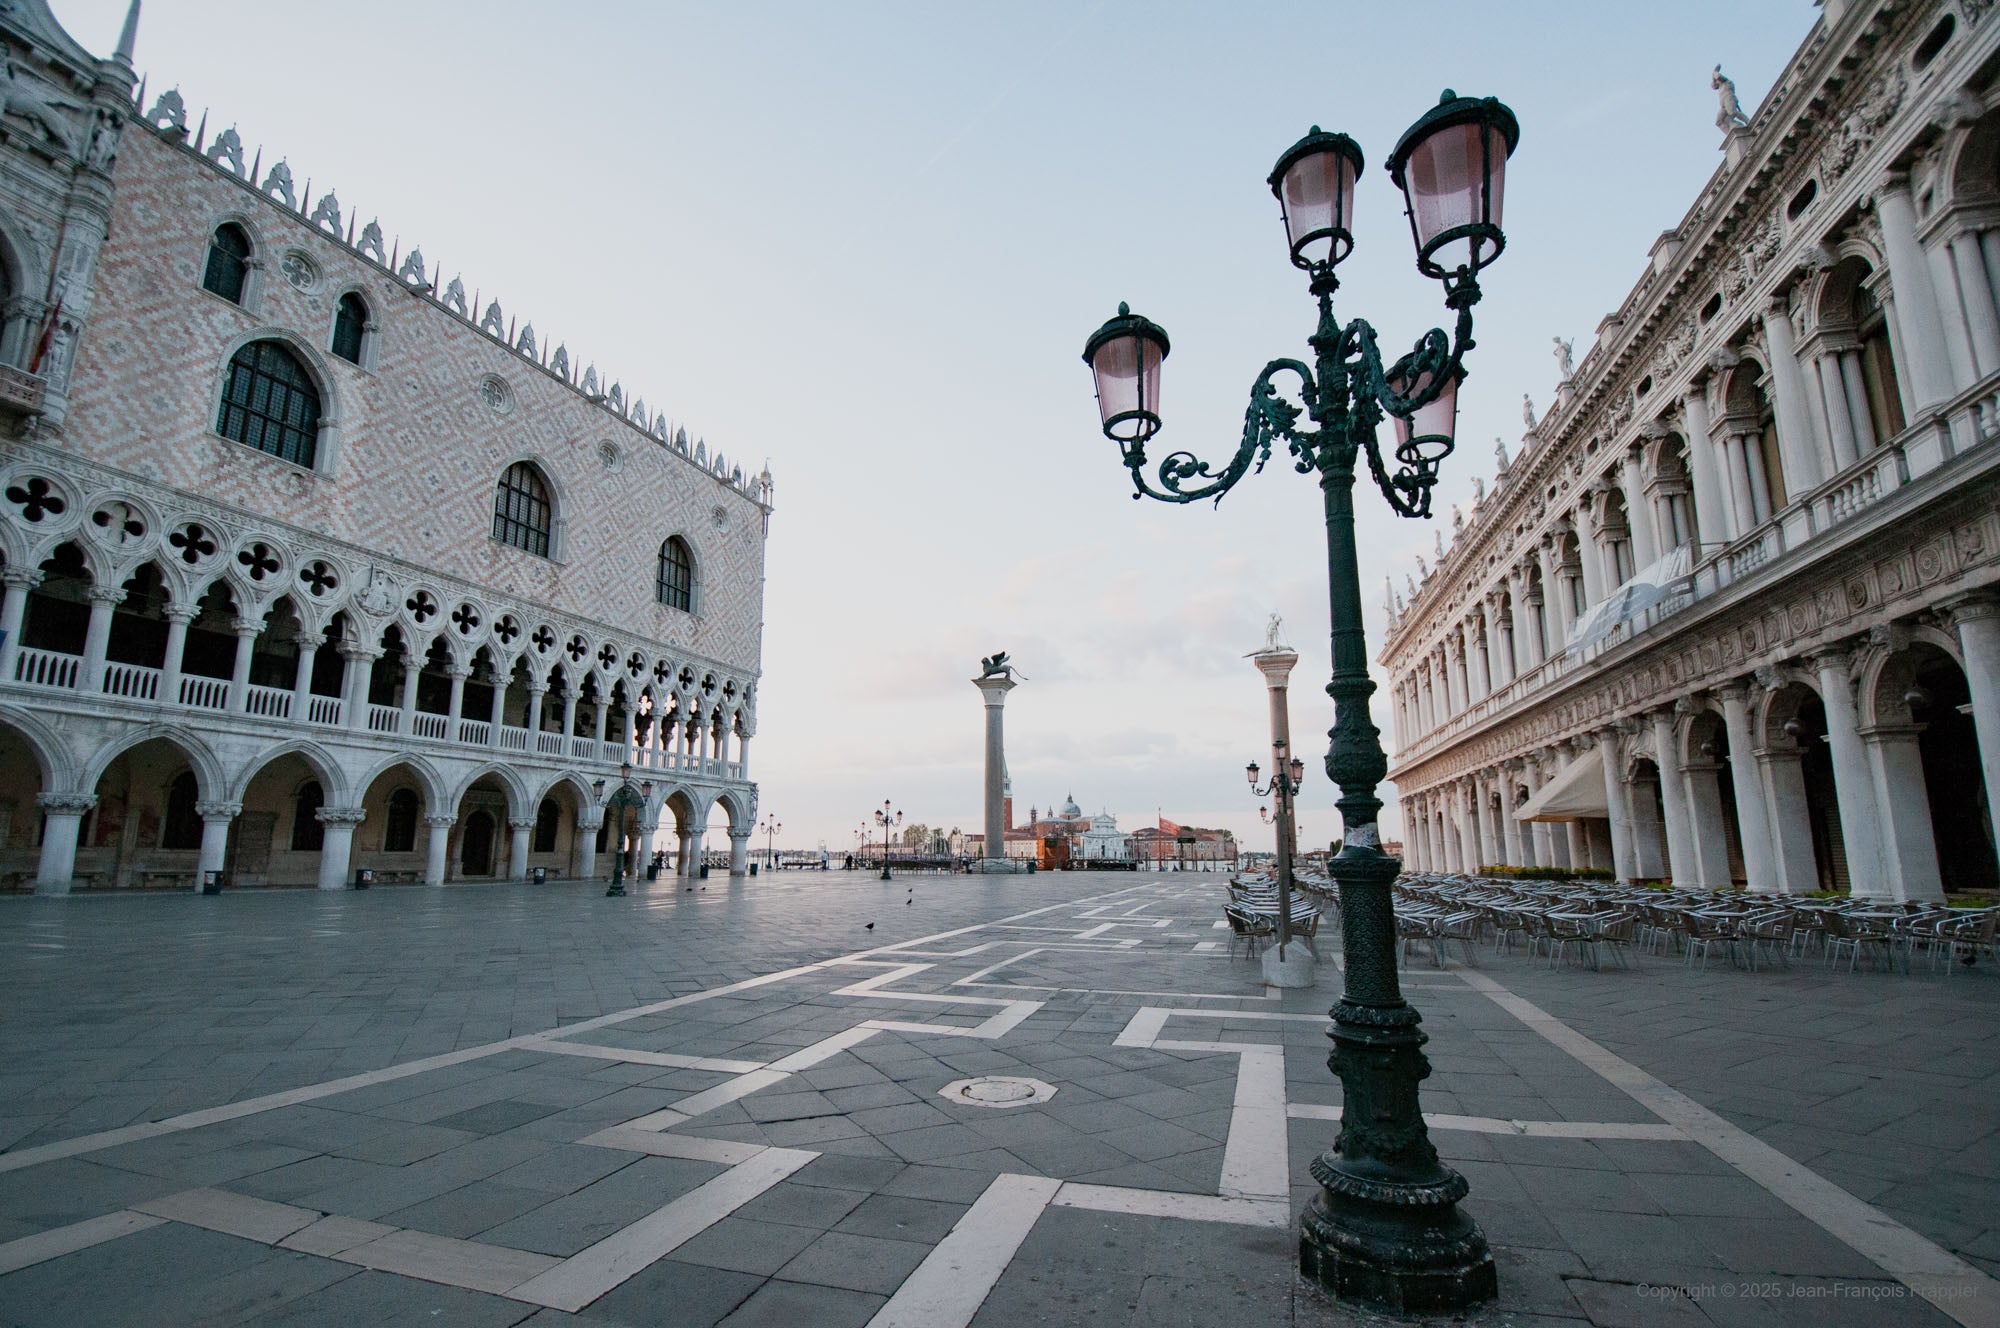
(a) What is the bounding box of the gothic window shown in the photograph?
[493,462,552,557]
[331,292,368,365]
[161,771,201,851]
[290,780,324,852]
[203,224,251,303]
[533,797,560,853]
[384,788,419,853]
[217,340,322,467]
[657,536,693,611]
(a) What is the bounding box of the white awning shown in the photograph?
[1565,544,1693,658]
[1514,747,1608,822]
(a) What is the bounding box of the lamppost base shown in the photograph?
[1298,1176,1496,1313]
[605,881,627,897]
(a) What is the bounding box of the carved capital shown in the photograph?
[37,791,96,815]
[86,586,123,608]
[230,617,263,637]
[315,806,367,828]
[1,566,43,591]
[1940,591,2000,627]
[508,818,536,831]
[194,800,242,821]
[423,814,455,829]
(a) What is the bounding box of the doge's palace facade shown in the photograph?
[1384,0,2000,901]
[0,1,770,893]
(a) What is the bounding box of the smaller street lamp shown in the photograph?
[1247,740,1308,954]
[760,814,782,869]
[874,800,902,881]
[592,761,653,898]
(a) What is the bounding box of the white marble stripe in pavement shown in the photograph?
[1218,1047,1291,1201]
[1457,969,2000,1328]
[865,1174,1063,1328]
[517,1039,766,1074]
[1053,1182,1289,1228]
[508,1146,817,1312]
[0,1210,163,1276]
[0,887,1149,1177]
[1284,1103,1686,1139]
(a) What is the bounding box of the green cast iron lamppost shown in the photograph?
[874,801,902,881]
[1081,91,1518,1312]
[593,763,652,898]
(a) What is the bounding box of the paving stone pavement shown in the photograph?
[0,872,1994,1326]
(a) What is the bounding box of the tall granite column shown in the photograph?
[974,669,1018,871]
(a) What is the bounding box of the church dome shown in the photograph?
[1062,793,1081,818]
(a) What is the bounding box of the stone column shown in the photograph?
[1952,230,2000,377]
[685,826,707,877]
[1876,173,1958,410]
[1469,613,1492,700]
[1759,298,1827,493]
[292,637,319,722]
[1647,709,1698,886]
[1574,504,1607,606]
[423,814,453,885]
[316,807,365,890]
[34,791,96,895]
[576,814,600,881]
[158,607,193,706]
[559,684,579,745]
[524,682,546,744]
[1510,568,1541,671]
[1860,723,1946,903]
[1757,744,1820,895]
[1724,433,1759,535]
[1538,537,1571,647]
[1948,596,2000,863]
[342,645,377,731]
[1680,391,1730,547]
[194,800,239,889]
[0,566,38,682]
[1926,233,1981,389]
[226,618,260,715]
[1621,451,1659,568]
[591,691,609,744]
[729,828,751,876]
[1717,685,1780,892]
[1499,762,1525,867]
[1812,650,1888,899]
[1524,754,1559,868]
[1680,750,1734,888]
[445,664,470,737]
[490,676,510,748]
[1814,353,1861,472]
[506,817,533,881]
[78,587,120,693]
[974,671,1019,871]
[399,658,421,734]
[1596,730,1635,884]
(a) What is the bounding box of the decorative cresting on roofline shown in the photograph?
[125,81,774,511]
[1383,0,1952,658]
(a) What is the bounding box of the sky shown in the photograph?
[55,1,1818,855]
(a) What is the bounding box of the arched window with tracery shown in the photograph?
[657,536,693,611]
[217,340,321,467]
[493,462,552,557]
[331,292,368,365]
[384,788,419,853]
[203,224,251,303]
[291,780,325,852]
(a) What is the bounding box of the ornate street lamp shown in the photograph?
[592,762,654,898]
[1081,91,1517,1312]
[874,800,902,881]
[1247,740,1308,954]
[761,813,782,869]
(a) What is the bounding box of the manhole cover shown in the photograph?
[938,1076,1057,1109]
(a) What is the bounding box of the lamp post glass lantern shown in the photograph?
[593,764,653,897]
[1081,90,1518,1313]
[873,801,902,881]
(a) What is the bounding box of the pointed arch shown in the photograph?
[230,736,349,805]
[82,724,226,802]
[447,761,530,821]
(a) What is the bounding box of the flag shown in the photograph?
[28,297,62,375]
[1158,815,1181,836]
